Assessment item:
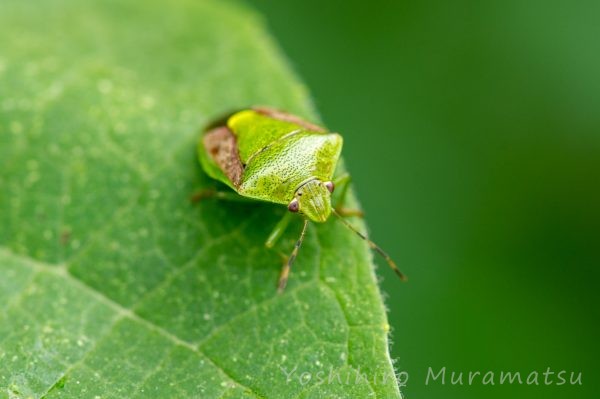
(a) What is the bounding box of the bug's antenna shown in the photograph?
[332,209,407,282]
[278,218,310,293]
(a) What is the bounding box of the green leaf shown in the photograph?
[0,0,400,398]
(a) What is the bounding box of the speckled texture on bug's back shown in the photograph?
[239,131,343,205]
[228,110,305,163]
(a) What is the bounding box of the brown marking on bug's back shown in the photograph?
[203,126,244,188]
[253,106,326,132]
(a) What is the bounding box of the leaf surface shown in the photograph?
[0,0,400,398]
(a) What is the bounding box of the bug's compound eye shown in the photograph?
[324,181,335,193]
[288,198,300,213]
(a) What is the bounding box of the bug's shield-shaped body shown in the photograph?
[199,108,343,222]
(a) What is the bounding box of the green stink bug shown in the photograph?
[196,107,406,292]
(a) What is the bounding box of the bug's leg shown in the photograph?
[332,174,364,218]
[265,212,293,249]
[278,219,309,293]
[190,189,253,203]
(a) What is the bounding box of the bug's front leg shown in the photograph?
[265,212,293,249]
[277,219,309,293]
[333,173,364,218]
[264,213,307,293]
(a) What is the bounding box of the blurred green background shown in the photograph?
[246,0,599,398]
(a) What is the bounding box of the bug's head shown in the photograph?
[288,179,334,223]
